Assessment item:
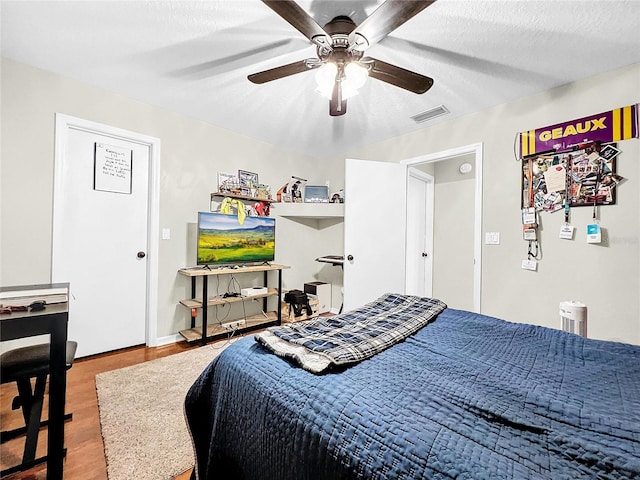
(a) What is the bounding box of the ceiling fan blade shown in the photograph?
[349,0,437,51]
[171,39,309,79]
[365,57,434,94]
[248,59,320,84]
[262,0,332,51]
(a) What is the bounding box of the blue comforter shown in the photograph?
[185,307,640,479]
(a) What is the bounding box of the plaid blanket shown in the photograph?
[254,293,447,373]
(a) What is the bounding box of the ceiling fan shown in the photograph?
[248,0,436,116]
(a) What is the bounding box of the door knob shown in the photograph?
[421,252,429,257]
[347,254,354,261]
[137,251,146,259]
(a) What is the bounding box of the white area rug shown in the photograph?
[95,340,231,480]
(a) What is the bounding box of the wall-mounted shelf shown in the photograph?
[211,192,275,203]
[210,192,276,216]
[274,202,344,219]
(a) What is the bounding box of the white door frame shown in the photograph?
[401,143,483,313]
[53,113,161,347]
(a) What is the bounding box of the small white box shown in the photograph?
[304,282,331,313]
[241,286,268,296]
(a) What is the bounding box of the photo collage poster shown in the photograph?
[522,142,623,212]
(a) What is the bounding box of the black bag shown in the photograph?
[284,289,312,317]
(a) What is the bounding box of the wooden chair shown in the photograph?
[0,341,77,476]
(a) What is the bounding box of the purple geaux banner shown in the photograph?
[518,104,638,158]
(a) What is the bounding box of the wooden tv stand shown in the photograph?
[177,263,289,345]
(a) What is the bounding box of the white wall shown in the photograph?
[336,62,640,345]
[0,58,340,342]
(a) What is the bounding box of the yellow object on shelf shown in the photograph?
[220,197,246,224]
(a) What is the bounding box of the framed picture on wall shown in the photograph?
[217,171,236,192]
[238,170,258,187]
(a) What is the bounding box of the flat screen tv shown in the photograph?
[197,212,276,266]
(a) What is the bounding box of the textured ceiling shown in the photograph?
[2,0,639,159]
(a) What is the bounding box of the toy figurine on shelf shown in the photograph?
[256,184,271,200]
[278,176,306,203]
[330,189,344,203]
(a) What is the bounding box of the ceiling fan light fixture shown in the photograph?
[315,62,338,98]
[315,61,368,100]
[343,62,368,91]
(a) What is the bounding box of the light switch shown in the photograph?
[485,232,500,245]
[162,228,171,240]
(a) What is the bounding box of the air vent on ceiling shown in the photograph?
[411,105,449,124]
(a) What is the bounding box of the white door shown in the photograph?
[52,115,159,358]
[406,168,434,296]
[343,159,407,312]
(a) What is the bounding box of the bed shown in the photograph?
[185,294,640,479]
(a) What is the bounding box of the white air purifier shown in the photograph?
[560,301,587,337]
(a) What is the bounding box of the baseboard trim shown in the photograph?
[155,334,183,346]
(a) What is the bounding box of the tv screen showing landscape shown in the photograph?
[197,212,276,266]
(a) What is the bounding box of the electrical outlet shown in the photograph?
[221,319,246,330]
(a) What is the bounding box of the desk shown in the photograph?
[315,255,344,266]
[0,284,69,480]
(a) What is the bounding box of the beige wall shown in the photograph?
[2,57,639,346]
[432,155,475,311]
[0,58,342,343]
[338,62,640,345]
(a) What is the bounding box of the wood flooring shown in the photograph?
[0,341,197,480]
